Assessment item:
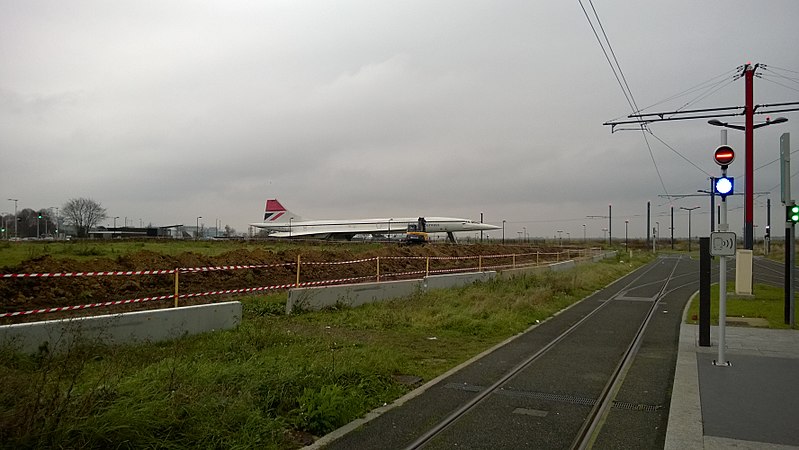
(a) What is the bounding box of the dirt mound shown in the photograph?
[0,243,569,323]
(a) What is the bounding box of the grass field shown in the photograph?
[0,250,652,449]
[685,282,794,329]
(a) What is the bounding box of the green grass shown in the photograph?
[685,282,795,329]
[0,252,652,449]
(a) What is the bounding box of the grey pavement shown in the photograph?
[666,318,799,449]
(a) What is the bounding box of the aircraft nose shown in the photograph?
[478,223,501,230]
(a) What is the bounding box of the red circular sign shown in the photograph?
[714,145,735,166]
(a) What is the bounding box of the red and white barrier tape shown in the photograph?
[181,262,294,273]
[1,269,176,278]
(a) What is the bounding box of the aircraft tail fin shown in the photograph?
[263,199,302,222]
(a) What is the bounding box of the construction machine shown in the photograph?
[403,217,429,244]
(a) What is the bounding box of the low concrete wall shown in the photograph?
[287,272,497,314]
[287,279,423,314]
[593,250,617,262]
[0,302,242,354]
[424,271,496,290]
[287,252,619,313]
[549,260,577,272]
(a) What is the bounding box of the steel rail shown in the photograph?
[403,257,674,450]
[572,256,682,449]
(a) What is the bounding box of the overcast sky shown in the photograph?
[2,1,799,240]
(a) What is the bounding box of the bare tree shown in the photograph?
[62,198,107,238]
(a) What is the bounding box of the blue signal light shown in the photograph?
[714,176,734,198]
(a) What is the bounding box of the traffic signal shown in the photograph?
[37,214,42,219]
[714,176,734,198]
[787,204,799,224]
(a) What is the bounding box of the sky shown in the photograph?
[2,0,799,240]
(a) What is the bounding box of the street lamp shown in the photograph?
[196,216,202,240]
[289,217,294,238]
[582,224,586,243]
[625,220,629,252]
[480,212,484,243]
[502,220,506,245]
[680,206,700,252]
[7,198,18,239]
[708,116,788,249]
[557,229,563,246]
[523,227,527,244]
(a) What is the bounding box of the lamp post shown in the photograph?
[196,216,202,240]
[480,212,484,243]
[582,224,586,243]
[7,198,18,239]
[502,220,506,245]
[709,115,788,249]
[680,206,700,252]
[523,227,527,244]
[388,218,392,242]
[625,220,629,252]
[289,217,293,238]
[557,229,563,246]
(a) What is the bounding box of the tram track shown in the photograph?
[323,256,699,449]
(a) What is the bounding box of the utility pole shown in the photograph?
[671,206,674,250]
[680,206,700,252]
[782,133,795,327]
[744,64,756,250]
[603,63,796,250]
[766,198,771,255]
[646,201,651,248]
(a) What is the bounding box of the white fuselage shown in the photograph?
[249,216,499,239]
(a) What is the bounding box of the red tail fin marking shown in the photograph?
[264,199,287,221]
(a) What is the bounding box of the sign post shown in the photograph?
[713,142,734,366]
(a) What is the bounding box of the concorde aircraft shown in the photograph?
[248,199,499,242]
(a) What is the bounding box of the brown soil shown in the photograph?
[0,243,575,324]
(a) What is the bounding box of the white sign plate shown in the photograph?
[711,231,736,256]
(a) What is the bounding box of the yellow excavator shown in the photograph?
[403,217,429,245]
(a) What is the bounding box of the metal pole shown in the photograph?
[710,177,716,232]
[717,185,729,365]
[766,198,771,255]
[782,132,795,327]
[608,204,612,246]
[671,206,674,250]
[647,201,651,248]
[716,129,731,366]
[744,64,755,250]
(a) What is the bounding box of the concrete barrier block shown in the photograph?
[549,260,576,272]
[0,302,242,355]
[496,265,549,280]
[287,279,423,314]
[424,271,495,290]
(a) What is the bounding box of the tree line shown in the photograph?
[3,198,106,239]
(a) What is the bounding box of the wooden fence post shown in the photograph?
[174,268,179,308]
[296,254,301,287]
